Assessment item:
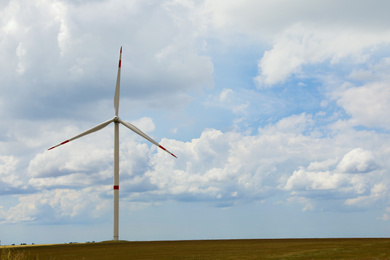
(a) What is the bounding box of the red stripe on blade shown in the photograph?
[159,145,177,158]
[118,60,121,68]
[48,140,69,150]
[113,185,119,190]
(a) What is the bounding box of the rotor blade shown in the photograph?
[114,46,122,117]
[119,119,177,158]
[48,118,114,150]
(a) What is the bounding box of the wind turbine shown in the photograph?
[48,47,177,241]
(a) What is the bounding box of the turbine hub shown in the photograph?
[113,116,119,122]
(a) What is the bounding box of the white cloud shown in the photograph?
[28,137,112,178]
[0,156,23,191]
[287,196,314,212]
[255,24,390,87]
[307,158,338,172]
[0,0,214,121]
[336,148,378,174]
[379,207,390,221]
[1,188,110,224]
[345,183,388,207]
[201,0,390,88]
[15,42,26,74]
[336,82,390,129]
[144,114,371,206]
[283,146,388,211]
[28,114,319,211]
[204,0,390,37]
[284,168,345,191]
[263,113,313,134]
[219,88,233,102]
[130,117,155,134]
[3,111,390,224]
[212,88,250,115]
[349,57,390,82]
[2,0,390,238]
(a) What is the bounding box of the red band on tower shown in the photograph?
[113,185,119,190]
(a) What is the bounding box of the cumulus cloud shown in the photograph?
[2,111,390,224]
[133,114,380,207]
[28,133,112,179]
[200,1,390,88]
[129,117,155,134]
[345,183,388,208]
[335,82,390,130]
[2,0,390,233]
[255,24,390,87]
[0,0,214,121]
[336,148,378,174]
[283,147,387,211]
[0,156,24,194]
[1,188,110,224]
[24,113,320,214]
[204,0,390,37]
[284,168,345,191]
[131,116,389,215]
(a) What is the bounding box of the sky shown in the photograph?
[1,0,390,245]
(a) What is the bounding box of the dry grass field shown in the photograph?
[1,238,390,259]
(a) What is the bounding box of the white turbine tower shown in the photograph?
[48,47,177,241]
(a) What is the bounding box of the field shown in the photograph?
[1,238,390,259]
